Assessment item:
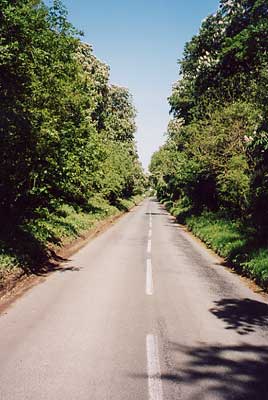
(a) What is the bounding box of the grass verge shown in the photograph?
[0,195,143,291]
[166,200,268,289]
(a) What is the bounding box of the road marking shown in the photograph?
[147,239,152,254]
[146,334,163,400]
[149,209,152,225]
[146,259,153,295]
[148,229,152,239]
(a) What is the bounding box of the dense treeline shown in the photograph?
[0,0,145,278]
[150,0,268,285]
[0,0,145,222]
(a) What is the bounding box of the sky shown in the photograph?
[51,0,220,170]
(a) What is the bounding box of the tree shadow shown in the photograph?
[145,212,167,216]
[167,342,268,400]
[131,342,268,400]
[210,298,268,335]
[56,265,81,273]
[114,202,129,212]
[0,223,70,278]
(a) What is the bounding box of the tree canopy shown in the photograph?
[0,0,145,220]
[150,0,268,236]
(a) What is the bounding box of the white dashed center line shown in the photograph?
[146,259,153,295]
[146,334,163,400]
[146,209,153,295]
[147,239,152,254]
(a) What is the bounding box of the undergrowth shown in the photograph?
[167,201,268,289]
[0,195,143,284]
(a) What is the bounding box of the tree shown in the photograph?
[0,0,145,221]
[151,0,268,236]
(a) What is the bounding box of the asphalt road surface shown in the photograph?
[0,198,268,400]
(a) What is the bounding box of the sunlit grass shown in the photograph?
[184,211,268,288]
[0,195,142,279]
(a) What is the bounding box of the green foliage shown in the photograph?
[150,0,268,287]
[150,0,268,227]
[24,200,118,247]
[0,0,144,214]
[186,211,268,288]
[0,1,145,279]
[170,196,193,223]
[0,0,83,212]
[0,193,142,281]
[242,249,268,284]
[104,85,136,142]
[186,212,247,260]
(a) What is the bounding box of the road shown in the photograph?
[0,198,268,400]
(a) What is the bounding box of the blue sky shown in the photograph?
[52,0,220,169]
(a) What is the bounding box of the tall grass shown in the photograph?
[0,195,143,283]
[168,204,268,289]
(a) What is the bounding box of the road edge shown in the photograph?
[160,203,268,299]
[0,199,144,313]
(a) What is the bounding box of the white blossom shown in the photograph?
[244,135,253,143]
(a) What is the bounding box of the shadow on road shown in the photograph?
[210,298,268,335]
[131,342,268,400]
[145,212,167,216]
[56,265,81,273]
[167,341,268,400]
